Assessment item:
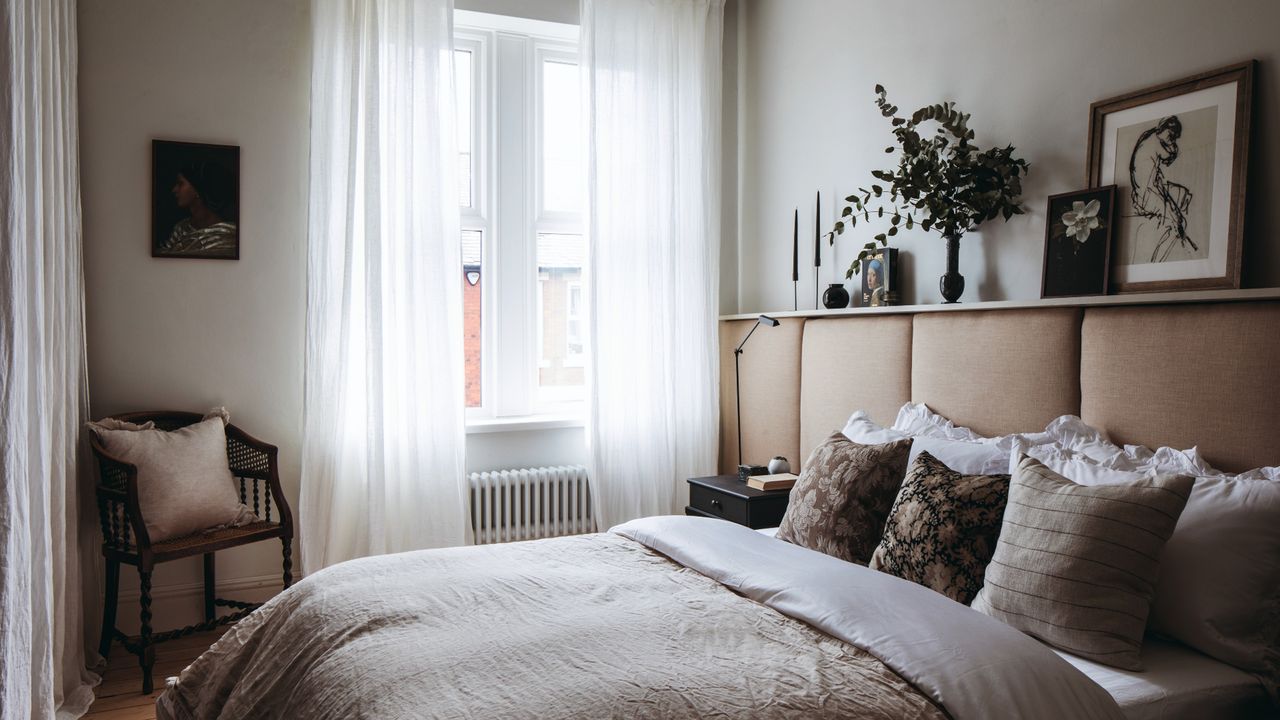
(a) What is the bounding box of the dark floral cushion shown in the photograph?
[776,434,913,564]
[869,451,1010,604]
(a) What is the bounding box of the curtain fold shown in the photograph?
[1,0,99,717]
[301,0,468,574]
[582,0,725,529]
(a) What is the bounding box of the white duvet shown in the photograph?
[157,516,1122,719]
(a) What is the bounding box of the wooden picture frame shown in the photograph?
[152,139,240,260]
[1041,186,1116,299]
[1086,60,1253,293]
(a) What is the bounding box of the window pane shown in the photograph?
[541,59,582,213]
[455,49,473,208]
[462,229,482,407]
[536,233,585,398]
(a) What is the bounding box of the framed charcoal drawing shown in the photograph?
[152,140,240,260]
[860,247,899,307]
[1041,186,1115,299]
[1086,60,1253,293]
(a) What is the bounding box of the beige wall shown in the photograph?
[78,0,586,632]
[735,0,1280,312]
[79,0,311,631]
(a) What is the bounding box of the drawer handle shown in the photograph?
[710,499,722,509]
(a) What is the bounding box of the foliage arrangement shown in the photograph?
[830,85,1030,276]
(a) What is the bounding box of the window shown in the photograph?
[456,11,584,420]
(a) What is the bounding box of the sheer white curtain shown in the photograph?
[301,0,469,573]
[1,0,100,717]
[582,0,725,529]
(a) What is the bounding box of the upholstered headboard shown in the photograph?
[721,297,1280,475]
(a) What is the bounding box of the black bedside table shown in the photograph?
[685,475,790,529]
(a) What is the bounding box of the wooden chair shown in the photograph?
[90,411,294,694]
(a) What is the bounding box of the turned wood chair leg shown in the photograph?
[139,569,155,695]
[98,559,120,660]
[282,538,294,589]
[203,553,216,622]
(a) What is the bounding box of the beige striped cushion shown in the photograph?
[971,455,1192,670]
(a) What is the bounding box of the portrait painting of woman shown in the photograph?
[152,140,240,259]
[1115,107,1215,266]
[859,248,899,306]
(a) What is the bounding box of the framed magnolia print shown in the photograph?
[152,139,240,260]
[1041,186,1115,299]
[1086,60,1253,293]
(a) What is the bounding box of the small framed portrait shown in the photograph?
[1086,60,1253,293]
[860,247,899,307]
[1041,186,1116,299]
[152,139,240,259]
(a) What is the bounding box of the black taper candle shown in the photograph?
[792,208,799,310]
[792,209,799,281]
[814,191,821,268]
[814,191,821,308]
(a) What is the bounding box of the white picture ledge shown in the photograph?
[720,287,1280,322]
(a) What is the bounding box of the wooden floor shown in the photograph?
[85,628,227,720]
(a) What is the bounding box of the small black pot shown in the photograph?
[940,233,965,303]
[822,283,850,309]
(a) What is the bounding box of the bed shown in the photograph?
[158,517,1124,719]
[158,298,1280,719]
[720,299,1280,719]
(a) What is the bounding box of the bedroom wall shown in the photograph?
[734,0,1280,313]
[79,0,310,632]
[78,0,584,634]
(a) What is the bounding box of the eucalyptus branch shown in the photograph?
[826,84,1030,277]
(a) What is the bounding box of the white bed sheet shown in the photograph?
[1057,638,1270,719]
[756,525,1272,718]
[619,517,1125,720]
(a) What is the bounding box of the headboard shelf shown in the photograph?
[720,286,1280,321]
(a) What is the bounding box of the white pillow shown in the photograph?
[843,411,1009,476]
[89,411,256,542]
[1008,437,1156,485]
[898,405,1217,477]
[892,402,993,443]
[892,402,1055,453]
[1021,438,1280,697]
[1037,414,1221,477]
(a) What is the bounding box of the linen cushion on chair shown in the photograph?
[88,410,255,542]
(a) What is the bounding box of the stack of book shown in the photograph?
[746,473,797,492]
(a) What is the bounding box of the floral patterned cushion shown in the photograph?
[869,451,1010,604]
[776,433,913,564]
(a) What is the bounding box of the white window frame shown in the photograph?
[456,10,582,424]
[565,280,584,367]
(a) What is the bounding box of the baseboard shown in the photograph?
[117,572,284,603]
[111,573,286,637]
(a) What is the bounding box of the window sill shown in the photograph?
[466,412,585,434]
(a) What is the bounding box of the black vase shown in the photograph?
[822,283,850,309]
[939,233,965,303]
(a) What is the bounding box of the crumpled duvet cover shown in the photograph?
[157,516,1123,720]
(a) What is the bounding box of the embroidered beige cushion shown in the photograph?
[971,455,1192,670]
[870,451,1010,604]
[776,433,912,564]
[88,413,256,542]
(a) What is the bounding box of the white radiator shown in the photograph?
[468,465,595,544]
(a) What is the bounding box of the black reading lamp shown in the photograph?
[734,314,780,480]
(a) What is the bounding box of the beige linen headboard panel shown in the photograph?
[718,318,805,474]
[799,316,913,467]
[1080,301,1280,473]
[911,308,1083,437]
